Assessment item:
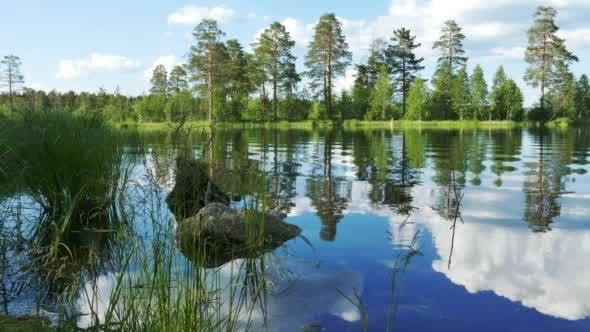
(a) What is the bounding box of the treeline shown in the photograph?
[1,6,589,123]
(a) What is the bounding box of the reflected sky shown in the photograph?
[5,127,590,331]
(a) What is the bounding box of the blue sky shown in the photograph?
[2,0,590,105]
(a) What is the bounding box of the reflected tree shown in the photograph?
[306,131,351,241]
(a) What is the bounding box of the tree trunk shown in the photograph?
[540,34,548,119]
[402,57,407,117]
[273,73,278,122]
[207,49,213,122]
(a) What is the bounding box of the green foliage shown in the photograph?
[305,14,351,118]
[575,74,590,120]
[405,77,430,120]
[255,22,298,120]
[452,66,470,120]
[387,28,424,116]
[469,65,488,120]
[188,19,227,121]
[367,66,394,120]
[430,63,454,120]
[524,6,578,115]
[150,64,168,96]
[433,20,467,73]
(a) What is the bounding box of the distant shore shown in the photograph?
[119,118,582,132]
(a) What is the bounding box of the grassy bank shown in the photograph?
[119,119,542,132]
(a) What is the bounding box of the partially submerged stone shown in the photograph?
[176,203,301,268]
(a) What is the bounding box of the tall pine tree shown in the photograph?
[524,6,577,119]
[305,14,352,119]
[387,28,424,117]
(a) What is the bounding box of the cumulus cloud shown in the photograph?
[56,53,142,80]
[167,5,236,25]
[143,55,182,80]
[558,27,590,51]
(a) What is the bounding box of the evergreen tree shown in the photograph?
[387,28,424,117]
[469,65,488,120]
[433,21,467,74]
[554,74,578,119]
[576,74,590,120]
[351,64,371,119]
[452,66,470,120]
[430,63,454,119]
[168,65,188,94]
[189,19,226,121]
[367,38,388,86]
[225,39,251,120]
[406,77,429,120]
[150,64,168,96]
[503,79,524,120]
[490,66,507,120]
[305,14,352,119]
[255,22,298,120]
[524,6,577,118]
[0,55,25,113]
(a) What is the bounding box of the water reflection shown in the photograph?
[0,126,589,330]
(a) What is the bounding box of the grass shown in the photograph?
[120,119,543,132]
[0,115,286,331]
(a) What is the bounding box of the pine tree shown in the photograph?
[367,38,388,86]
[255,22,298,121]
[305,14,352,119]
[503,80,524,121]
[469,65,488,120]
[555,74,578,119]
[150,64,168,96]
[168,65,188,94]
[430,62,453,119]
[490,66,507,120]
[452,66,470,120]
[524,6,578,118]
[0,55,25,113]
[387,28,424,117]
[351,64,371,119]
[225,39,251,120]
[189,19,226,122]
[433,21,467,75]
[576,74,590,120]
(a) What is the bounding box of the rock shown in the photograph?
[166,158,230,218]
[176,203,301,268]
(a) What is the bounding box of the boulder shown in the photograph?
[176,203,301,268]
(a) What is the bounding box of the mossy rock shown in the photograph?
[177,203,301,268]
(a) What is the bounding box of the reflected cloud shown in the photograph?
[76,259,363,331]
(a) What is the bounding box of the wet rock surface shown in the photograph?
[176,203,301,268]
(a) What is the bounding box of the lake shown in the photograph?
[1,126,590,331]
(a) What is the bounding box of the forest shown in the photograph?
[1,6,589,124]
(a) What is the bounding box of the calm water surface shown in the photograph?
[6,127,590,331]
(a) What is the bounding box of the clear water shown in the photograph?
[5,127,590,331]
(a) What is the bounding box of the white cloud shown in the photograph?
[282,17,313,48]
[558,27,590,51]
[474,46,526,63]
[56,53,142,80]
[465,22,520,41]
[143,55,182,80]
[167,5,236,26]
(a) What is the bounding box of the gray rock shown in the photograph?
[177,203,301,268]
